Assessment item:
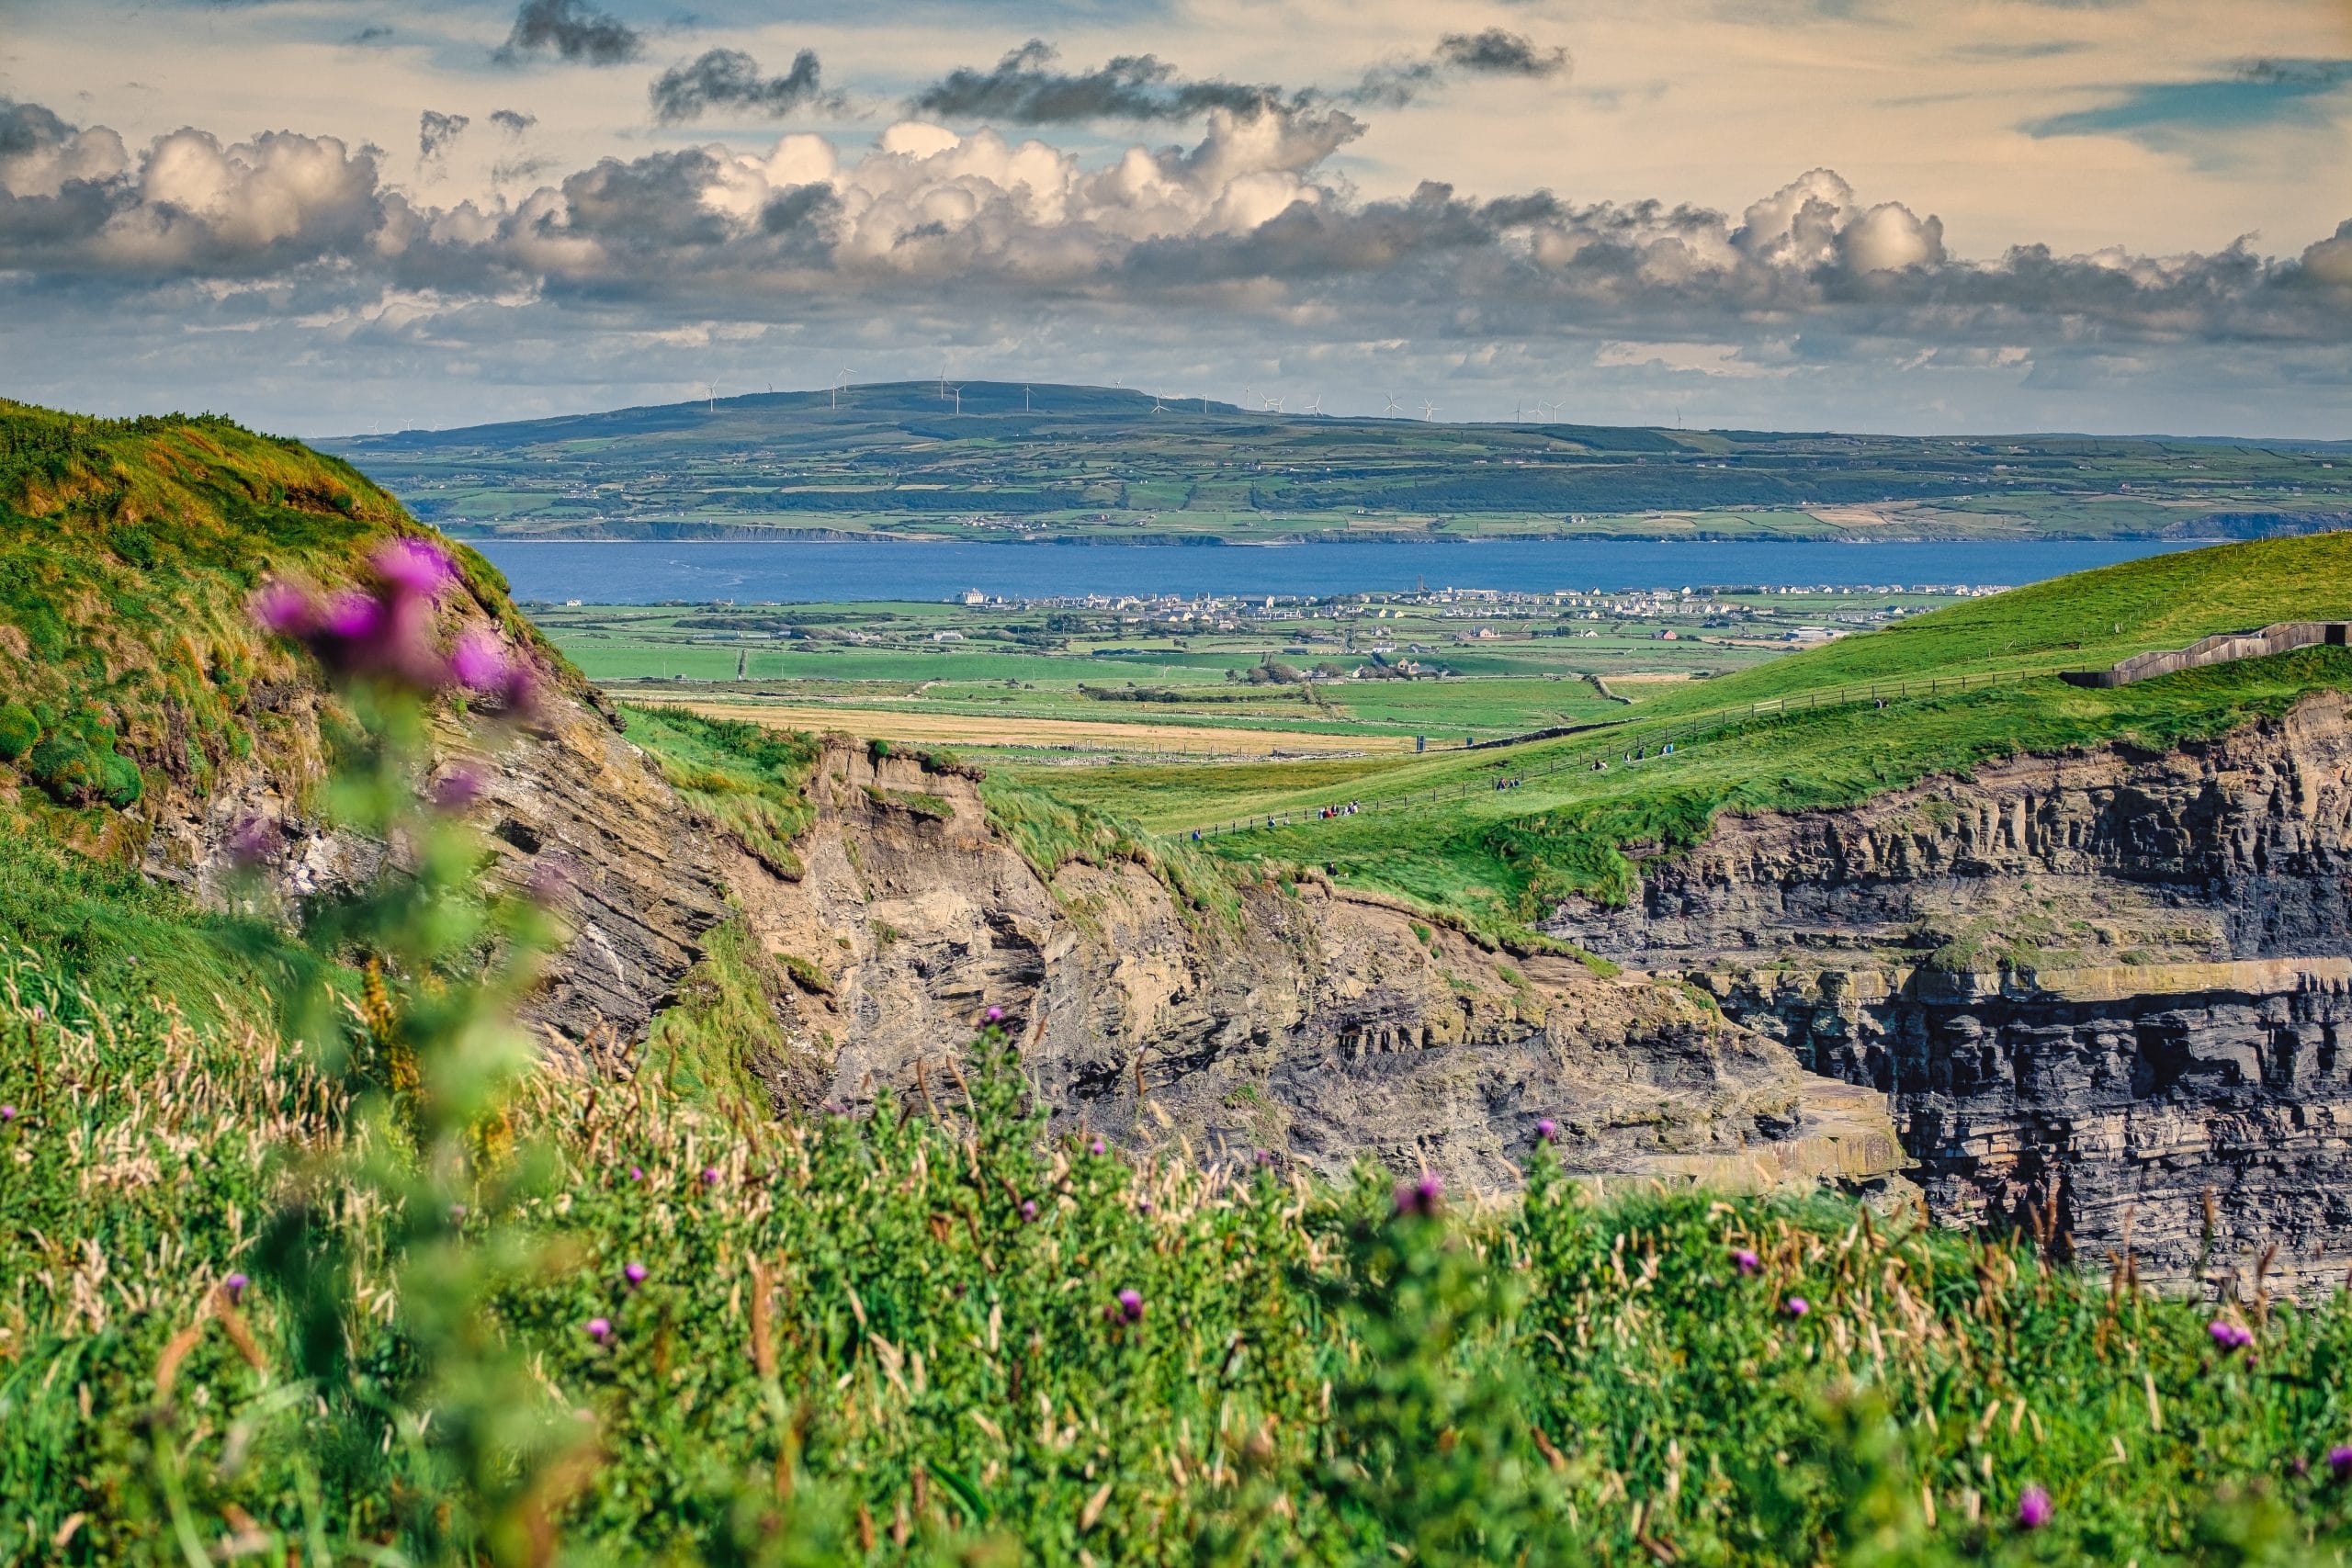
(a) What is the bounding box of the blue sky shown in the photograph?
[1,0,2347,436]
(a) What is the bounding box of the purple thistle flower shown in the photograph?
[1732,1248,1760,1276]
[374,538,458,601]
[1115,1288,1145,1323]
[624,1262,648,1288]
[700,1166,720,1186]
[1089,1137,1106,1156]
[1253,1148,1276,1167]
[1784,1295,1810,1317]
[585,1316,612,1342]
[1020,1199,1038,1222]
[628,1166,643,1182]
[2016,1484,2052,1530]
[449,629,510,692]
[429,768,482,813]
[321,591,386,640]
[227,815,276,869]
[2209,1319,2253,1351]
[0,1105,14,1123]
[2327,1445,2352,1481]
[222,1272,248,1304]
[1394,1174,1444,1217]
[985,1005,1004,1023]
[252,581,316,637]
[1534,1118,1557,1142]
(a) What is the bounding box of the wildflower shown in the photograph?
[0,1104,15,1123]
[2016,1484,2052,1530]
[252,581,315,636]
[700,1166,720,1186]
[1534,1118,1557,1142]
[585,1317,613,1342]
[2209,1319,2254,1351]
[1020,1199,1039,1222]
[1732,1248,1760,1275]
[450,630,511,692]
[322,592,386,640]
[1090,1137,1106,1156]
[222,1272,248,1303]
[1394,1175,1443,1217]
[1253,1148,1276,1167]
[1107,1289,1144,1324]
[1136,1198,1153,1215]
[628,1166,643,1182]
[227,815,276,868]
[430,768,482,813]
[624,1262,648,1288]
[2327,1445,2352,1481]
[1784,1296,1810,1317]
[374,538,458,601]
[986,1005,1004,1023]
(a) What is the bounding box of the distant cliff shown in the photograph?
[1541,691,2352,1292]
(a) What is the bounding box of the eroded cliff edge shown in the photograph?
[718,746,1904,1195]
[1541,689,2352,1291]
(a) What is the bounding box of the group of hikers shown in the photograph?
[1317,800,1364,819]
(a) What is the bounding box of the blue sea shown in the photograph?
[471,537,2203,605]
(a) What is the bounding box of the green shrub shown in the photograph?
[27,734,99,802]
[98,750,143,807]
[0,701,36,761]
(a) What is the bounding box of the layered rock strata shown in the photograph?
[1542,691,2352,1292]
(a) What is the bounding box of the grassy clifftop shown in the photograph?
[1023,532,2352,931]
[0,400,569,1010]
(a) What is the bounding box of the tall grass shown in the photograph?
[6,964,2352,1564]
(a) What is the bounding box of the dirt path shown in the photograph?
[624,696,1419,755]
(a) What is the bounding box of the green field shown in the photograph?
[321,380,2352,545]
[533,588,1949,749]
[1014,532,2352,937]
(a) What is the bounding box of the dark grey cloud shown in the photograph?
[490,108,538,136]
[910,39,1289,124]
[650,48,845,123]
[494,0,642,67]
[418,110,469,164]
[0,99,74,157]
[347,25,393,48]
[1434,29,1570,79]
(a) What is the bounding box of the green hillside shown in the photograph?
[1025,533,2352,931]
[319,381,2352,544]
[0,399,555,1009]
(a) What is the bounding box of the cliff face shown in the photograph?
[141,675,729,1056]
[1541,691,2352,1292]
[718,746,1904,1194]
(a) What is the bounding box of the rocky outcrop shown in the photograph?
[718,745,1905,1194]
[141,681,728,1056]
[1541,691,2352,1292]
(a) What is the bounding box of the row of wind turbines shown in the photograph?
[689,370,1597,425]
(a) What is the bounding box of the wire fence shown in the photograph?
[1182,667,2052,840]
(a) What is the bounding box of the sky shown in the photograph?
[1,0,2348,438]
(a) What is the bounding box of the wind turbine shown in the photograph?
[1420,400,1438,422]
[1304,394,1323,416]
[832,368,852,410]
[947,383,964,414]
[1382,392,1403,416]
[703,381,719,412]
[1150,390,1167,413]
[1024,384,1033,412]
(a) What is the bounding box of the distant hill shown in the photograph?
[319,381,2352,546]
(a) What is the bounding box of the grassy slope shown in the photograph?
[13,972,2352,1563]
[1032,533,2352,932]
[0,399,559,1010]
